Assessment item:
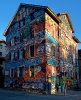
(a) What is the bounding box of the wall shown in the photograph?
[5,6,47,90]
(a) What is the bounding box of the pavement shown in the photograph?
[56,89,81,97]
[0,88,81,100]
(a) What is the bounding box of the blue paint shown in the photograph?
[25,15,31,24]
[45,30,58,46]
[33,9,44,18]
[24,57,42,66]
[6,61,22,68]
[47,58,57,66]
[6,57,42,68]
[6,31,20,43]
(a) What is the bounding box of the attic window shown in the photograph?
[63,15,66,20]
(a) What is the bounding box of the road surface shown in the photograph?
[0,88,81,100]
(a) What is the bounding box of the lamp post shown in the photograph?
[63,68,66,96]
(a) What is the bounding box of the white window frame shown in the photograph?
[10,68,14,78]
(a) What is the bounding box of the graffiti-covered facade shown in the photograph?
[4,4,60,92]
[57,13,80,89]
[4,4,80,92]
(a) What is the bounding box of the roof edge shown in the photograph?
[72,36,80,43]
[57,12,74,33]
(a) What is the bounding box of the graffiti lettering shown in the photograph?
[24,57,42,66]
[35,30,45,43]
[37,45,44,53]
[6,31,20,43]
[33,10,44,18]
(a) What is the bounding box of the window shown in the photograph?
[0,45,2,49]
[52,46,55,56]
[25,15,31,25]
[30,45,34,57]
[9,53,11,61]
[20,33,23,42]
[52,26,55,38]
[15,50,19,60]
[10,69,14,77]
[0,52,2,56]
[19,49,24,59]
[11,38,15,46]
[0,61,2,65]
[20,8,25,14]
[18,67,24,77]
[19,18,25,28]
[31,26,34,38]
[11,52,15,61]
[30,66,34,77]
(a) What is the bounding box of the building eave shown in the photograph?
[72,36,80,43]
[0,40,6,44]
[46,7,61,23]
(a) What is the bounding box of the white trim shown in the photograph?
[10,68,14,78]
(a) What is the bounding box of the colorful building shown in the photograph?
[78,50,81,80]
[0,39,6,87]
[4,3,80,93]
[57,13,80,89]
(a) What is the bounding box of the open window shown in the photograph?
[30,66,34,77]
[30,45,34,57]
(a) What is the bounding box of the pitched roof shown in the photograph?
[57,12,74,33]
[72,36,80,43]
[3,3,61,36]
[0,39,6,44]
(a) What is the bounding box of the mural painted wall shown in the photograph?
[58,14,79,89]
[5,6,47,90]
[45,13,59,58]
[44,13,59,84]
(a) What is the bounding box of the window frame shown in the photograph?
[30,45,34,57]
[10,68,14,78]
[0,52,2,56]
[17,67,24,78]
[0,45,2,49]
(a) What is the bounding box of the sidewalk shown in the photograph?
[56,90,81,96]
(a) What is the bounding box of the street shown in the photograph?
[0,88,81,100]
